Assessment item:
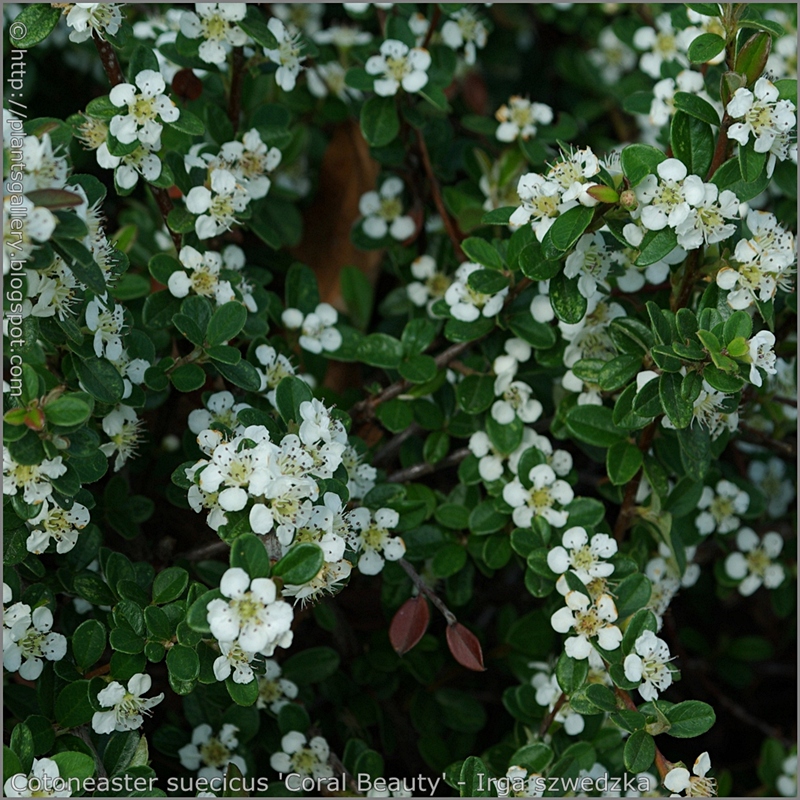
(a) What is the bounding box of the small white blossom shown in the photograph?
[365,39,431,97]
[550,590,622,659]
[97,141,162,190]
[3,195,57,275]
[695,479,749,535]
[180,4,248,64]
[186,169,250,239]
[282,303,342,354]
[22,257,79,321]
[99,405,144,472]
[179,723,247,781]
[495,96,553,142]
[345,507,405,575]
[444,261,509,322]
[623,630,673,701]
[674,183,739,250]
[264,17,306,91]
[3,605,67,680]
[18,134,69,192]
[188,391,250,435]
[564,232,616,298]
[407,255,451,309]
[441,8,488,65]
[587,27,636,85]
[26,500,90,555]
[649,70,707,127]
[4,757,71,799]
[748,457,794,518]
[66,3,123,43]
[663,752,716,797]
[270,732,333,779]
[776,749,798,797]
[212,640,258,685]
[724,528,785,596]
[91,673,164,734]
[256,659,299,713]
[85,298,125,360]
[633,13,693,79]
[502,464,573,528]
[531,668,584,735]
[359,177,415,241]
[635,158,704,232]
[218,129,282,200]
[747,330,777,387]
[3,450,66,505]
[342,447,377,500]
[109,69,179,147]
[169,246,236,306]
[547,526,617,585]
[254,344,296,407]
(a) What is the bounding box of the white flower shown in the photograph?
[510,173,564,242]
[495,96,553,142]
[91,673,164,734]
[264,17,306,92]
[283,559,353,604]
[345,507,405,575]
[649,70,706,127]
[256,659,299,713]
[407,255,451,309]
[23,257,79,321]
[727,78,797,176]
[724,528,785,596]
[307,61,362,102]
[186,169,250,239]
[254,344,296,407]
[564,232,615,298]
[219,129,282,200]
[623,630,673,701]
[550,590,622,659]
[680,380,738,439]
[4,757,71,798]
[490,379,542,425]
[109,69,179,147]
[548,146,602,207]
[19,134,69,192]
[748,457,794,518]
[206,567,294,655]
[282,303,342,354]
[777,750,798,797]
[502,464,573,528]
[169,246,236,306]
[531,669,584,735]
[3,195,57,275]
[359,177,415,241]
[633,13,693,79]
[695,479,749,535]
[747,330,777,387]
[365,39,431,97]
[99,405,144,472]
[97,141,163,190]
[342,447,377,500]
[635,158,704,232]
[212,640,258,685]
[178,723,247,781]
[270,732,333,779]
[188,391,250,435]
[663,752,716,797]
[547,526,617,585]
[314,23,372,48]
[674,183,738,250]
[179,4,248,65]
[444,261,509,322]
[26,500,90,555]
[3,605,67,680]
[441,8,488,65]
[3,450,66,505]
[468,431,506,482]
[66,3,123,43]
[587,27,636,85]
[85,298,125,361]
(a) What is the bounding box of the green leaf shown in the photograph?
[226,676,258,707]
[666,700,716,738]
[461,237,504,270]
[677,424,711,481]
[167,206,196,234]
[50,751,95,783]
[738,139,767,183]
[660,372,693,429]
[622,608,659,654]
[481,206,515,225]
[486,414,524,455]
[171,363,206,393]
[166,644,200,682]
[546,206,594,252]
[456,375,494,414]
[467,269,508,295]
[469,502,509,535]
[722,310,752,343]
[635,227,678,267]
[556,651,589,694]
[72,620,106,671]
[206,302,247,347]
[711,157,770,202]
[174,311,206,344]
[564,405,624,448]
[624,730,656,773]
[230,534,271,579]
[620,144,666,186]
[8,4,61,48]
[43,395,91,427]
[398,354,437,383]
[275,375,313,424]
[360,96,400,147]
[357,333,404,369]
[459,756,492,798]
[10,723,34,774]
[518,240,561,281]
[673,92,720,126]
[186,589,221,634]
[281,646,341,685]
[238,7,278,47]
[75,358,125,405]
[215,359,262,392]
[549,270,587,324]
[341,266,374,330]
[53,239,106,295]
[169,108,205,137]
[152,567,189,604]
[687,32,726,63]
[670,112,714,177]
[614,573,652,619]
[55,681,93,728]
[272,543,324,585]
[109,627,145,655]
[3,746,22,785]
[735,32,772,86]
[606,440,643,486]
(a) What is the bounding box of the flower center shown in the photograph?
[362,525,386,550]
[654,182,683,208]
[131,96,157,123]
[291,748,318,776]
[200,737,231,769]
[201,14,228,41]
[379,196,402,220]
[574,607,602,638]
[746,548,771,577]
[746,104,775,135]
[530,192,559,218]
[655,31,676,57]
[210,192,235,222]
[385,54,410,81]
[425,273,451,297]
[191,269,217,296]
[572,545,596,571]
[259,678,282,702]
[530,487,553,510]
[511,105,532,127]
[687,775,717,797]
[234,594,263,622]
[697,204,724,231]
[709,495,734,523]
[18,628,46,658]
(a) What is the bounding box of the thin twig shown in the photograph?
[227,47,245,133]
[74,725,109,780]
[539,691,567,737]
[739,425,796,457]
[176,539,228,561]
[328,751,362,796]
[613,688,672,781]
[422,5,441,50]
[388,447,471,483]
[398,558,456,625]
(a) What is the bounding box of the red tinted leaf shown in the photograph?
[446,622,486,672]
[389,594,430,655]
[172,69,203,101]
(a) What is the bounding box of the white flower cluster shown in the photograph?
[634,158,738,251]
[695,479,750,536]
[3,587,67,680]
[511,146,602,242]
[716,210,796,310]
[282,303,343,354]
[623,630,674,701]
[632,12,697,79]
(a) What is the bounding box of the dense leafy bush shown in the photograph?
[2,2,797,797]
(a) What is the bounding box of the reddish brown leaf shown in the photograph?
[172,69,203,101]
[389,594,430,655]
[446,622,486,672]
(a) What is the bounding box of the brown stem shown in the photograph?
[539,691,567,737]
[387,447,471,483]
[705,113,733,181]
[739,424,796,457]
[398,558,456,625]
[613,421,658,542]
[417,128,465,260]
[422,5,441,50]
[613,687,672,780]
[227,47,245,133]
[671,249,701,313]
[74,725,109,780]
[176,539,228,561]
